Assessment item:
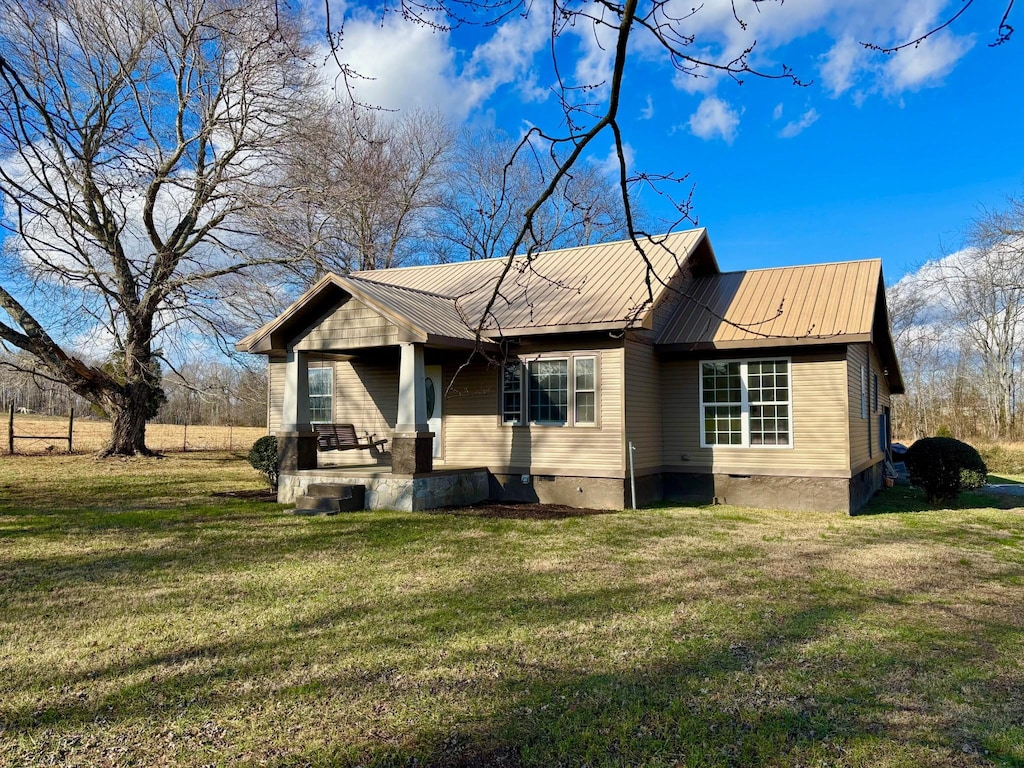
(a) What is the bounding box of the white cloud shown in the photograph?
[772,102,784,121]
[688,96,740,144]
[821,35,866,97]
[319,8,550,119]
[641,95,655,120]
[779,108,820,138]
[883,32,974,93]
[658,0,974,103]
[594,141,636,179]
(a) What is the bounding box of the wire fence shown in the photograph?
[5,412,266,454]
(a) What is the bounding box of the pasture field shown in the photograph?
[4,413,265,454]
[0,452,1022,767]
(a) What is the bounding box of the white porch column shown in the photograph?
[395,342,429,434]
[281,349,311,431]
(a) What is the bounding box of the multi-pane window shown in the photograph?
[502,363,522,424]
[574,357,596,425]
[701,361,742,445]
[528,359,568,423]
[501,355,597,426]
[747,360,790,446]
[701,359,791,448]
[308,366,333,423]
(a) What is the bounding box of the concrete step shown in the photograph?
[307,483,361,499]
[295,496,342,514]
[293,484,366,515]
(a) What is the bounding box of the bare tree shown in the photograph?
[430,125,632,263]
[890,195,1024,441]
[273,105,452,280]
[939,203,1024,438]
[0,0,313,455]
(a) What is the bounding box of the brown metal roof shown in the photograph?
[235,230,711,353]
[351,229,710,335]
[656,260,882,348]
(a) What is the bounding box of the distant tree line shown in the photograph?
[890,196,1024,443]
[0,355,267,428]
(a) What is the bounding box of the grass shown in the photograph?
[2,453,1023,767]
[4,414,265,454]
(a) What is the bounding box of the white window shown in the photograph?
[308,366,333,423]
[574,357,596,425]
[501,363,522,425]
[700,359,791,448]
[528,359,569,423]
[501,355,598,426]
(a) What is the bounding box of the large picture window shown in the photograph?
[501,355,598,426]
[308,366,333,424]
[700,359,791,448]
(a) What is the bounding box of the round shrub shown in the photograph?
[248,435,280,490]
[905,436,988,504]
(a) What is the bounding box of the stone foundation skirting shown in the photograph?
[278,468,489,511]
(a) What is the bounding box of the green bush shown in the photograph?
[248,435,280,490]
[905,436,988,504]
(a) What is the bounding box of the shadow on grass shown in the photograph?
[5,513,1022,767]
[857,482,1021,515]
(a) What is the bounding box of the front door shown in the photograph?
[425,365,442,458]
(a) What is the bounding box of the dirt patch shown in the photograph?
[211,488,278,502]
[443,501,615,520]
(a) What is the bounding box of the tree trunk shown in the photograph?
[98,385,157,457]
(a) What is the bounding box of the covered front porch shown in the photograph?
[277,463,491,511]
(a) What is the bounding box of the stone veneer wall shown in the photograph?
[278,469,489,511]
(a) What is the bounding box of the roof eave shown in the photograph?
[655,333,872,354]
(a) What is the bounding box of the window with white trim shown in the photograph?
[700,359,791,448]
[574,357,596,425]
[501,363,522,425]
[308,366,333,424]
[528,359,568,423]
[501,355,598,426]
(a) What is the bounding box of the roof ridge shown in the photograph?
[348,228,706,278]
[712,258,881,276]
[347,274,459,301]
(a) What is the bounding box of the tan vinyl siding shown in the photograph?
[442,347,625,476]
[624,338,662,472]
[662,351,850,477]
[848,344,870,470]
[268,356,285,434]
[294,297,399,351]
[849,343,891,472]
[318,357,399,467]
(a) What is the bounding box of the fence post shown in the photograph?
[7,404,12,455]
[68,408,74,453]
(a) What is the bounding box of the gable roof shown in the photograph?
[237,229,715,352]
[656,259,904,392]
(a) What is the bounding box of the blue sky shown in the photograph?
[322,0,1023,283]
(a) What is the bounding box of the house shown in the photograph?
[237,228,903,513]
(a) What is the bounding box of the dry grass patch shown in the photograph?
[5,413,265,454]
[1,456,1023,766]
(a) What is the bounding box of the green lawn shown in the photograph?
[1,453,1023,767]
